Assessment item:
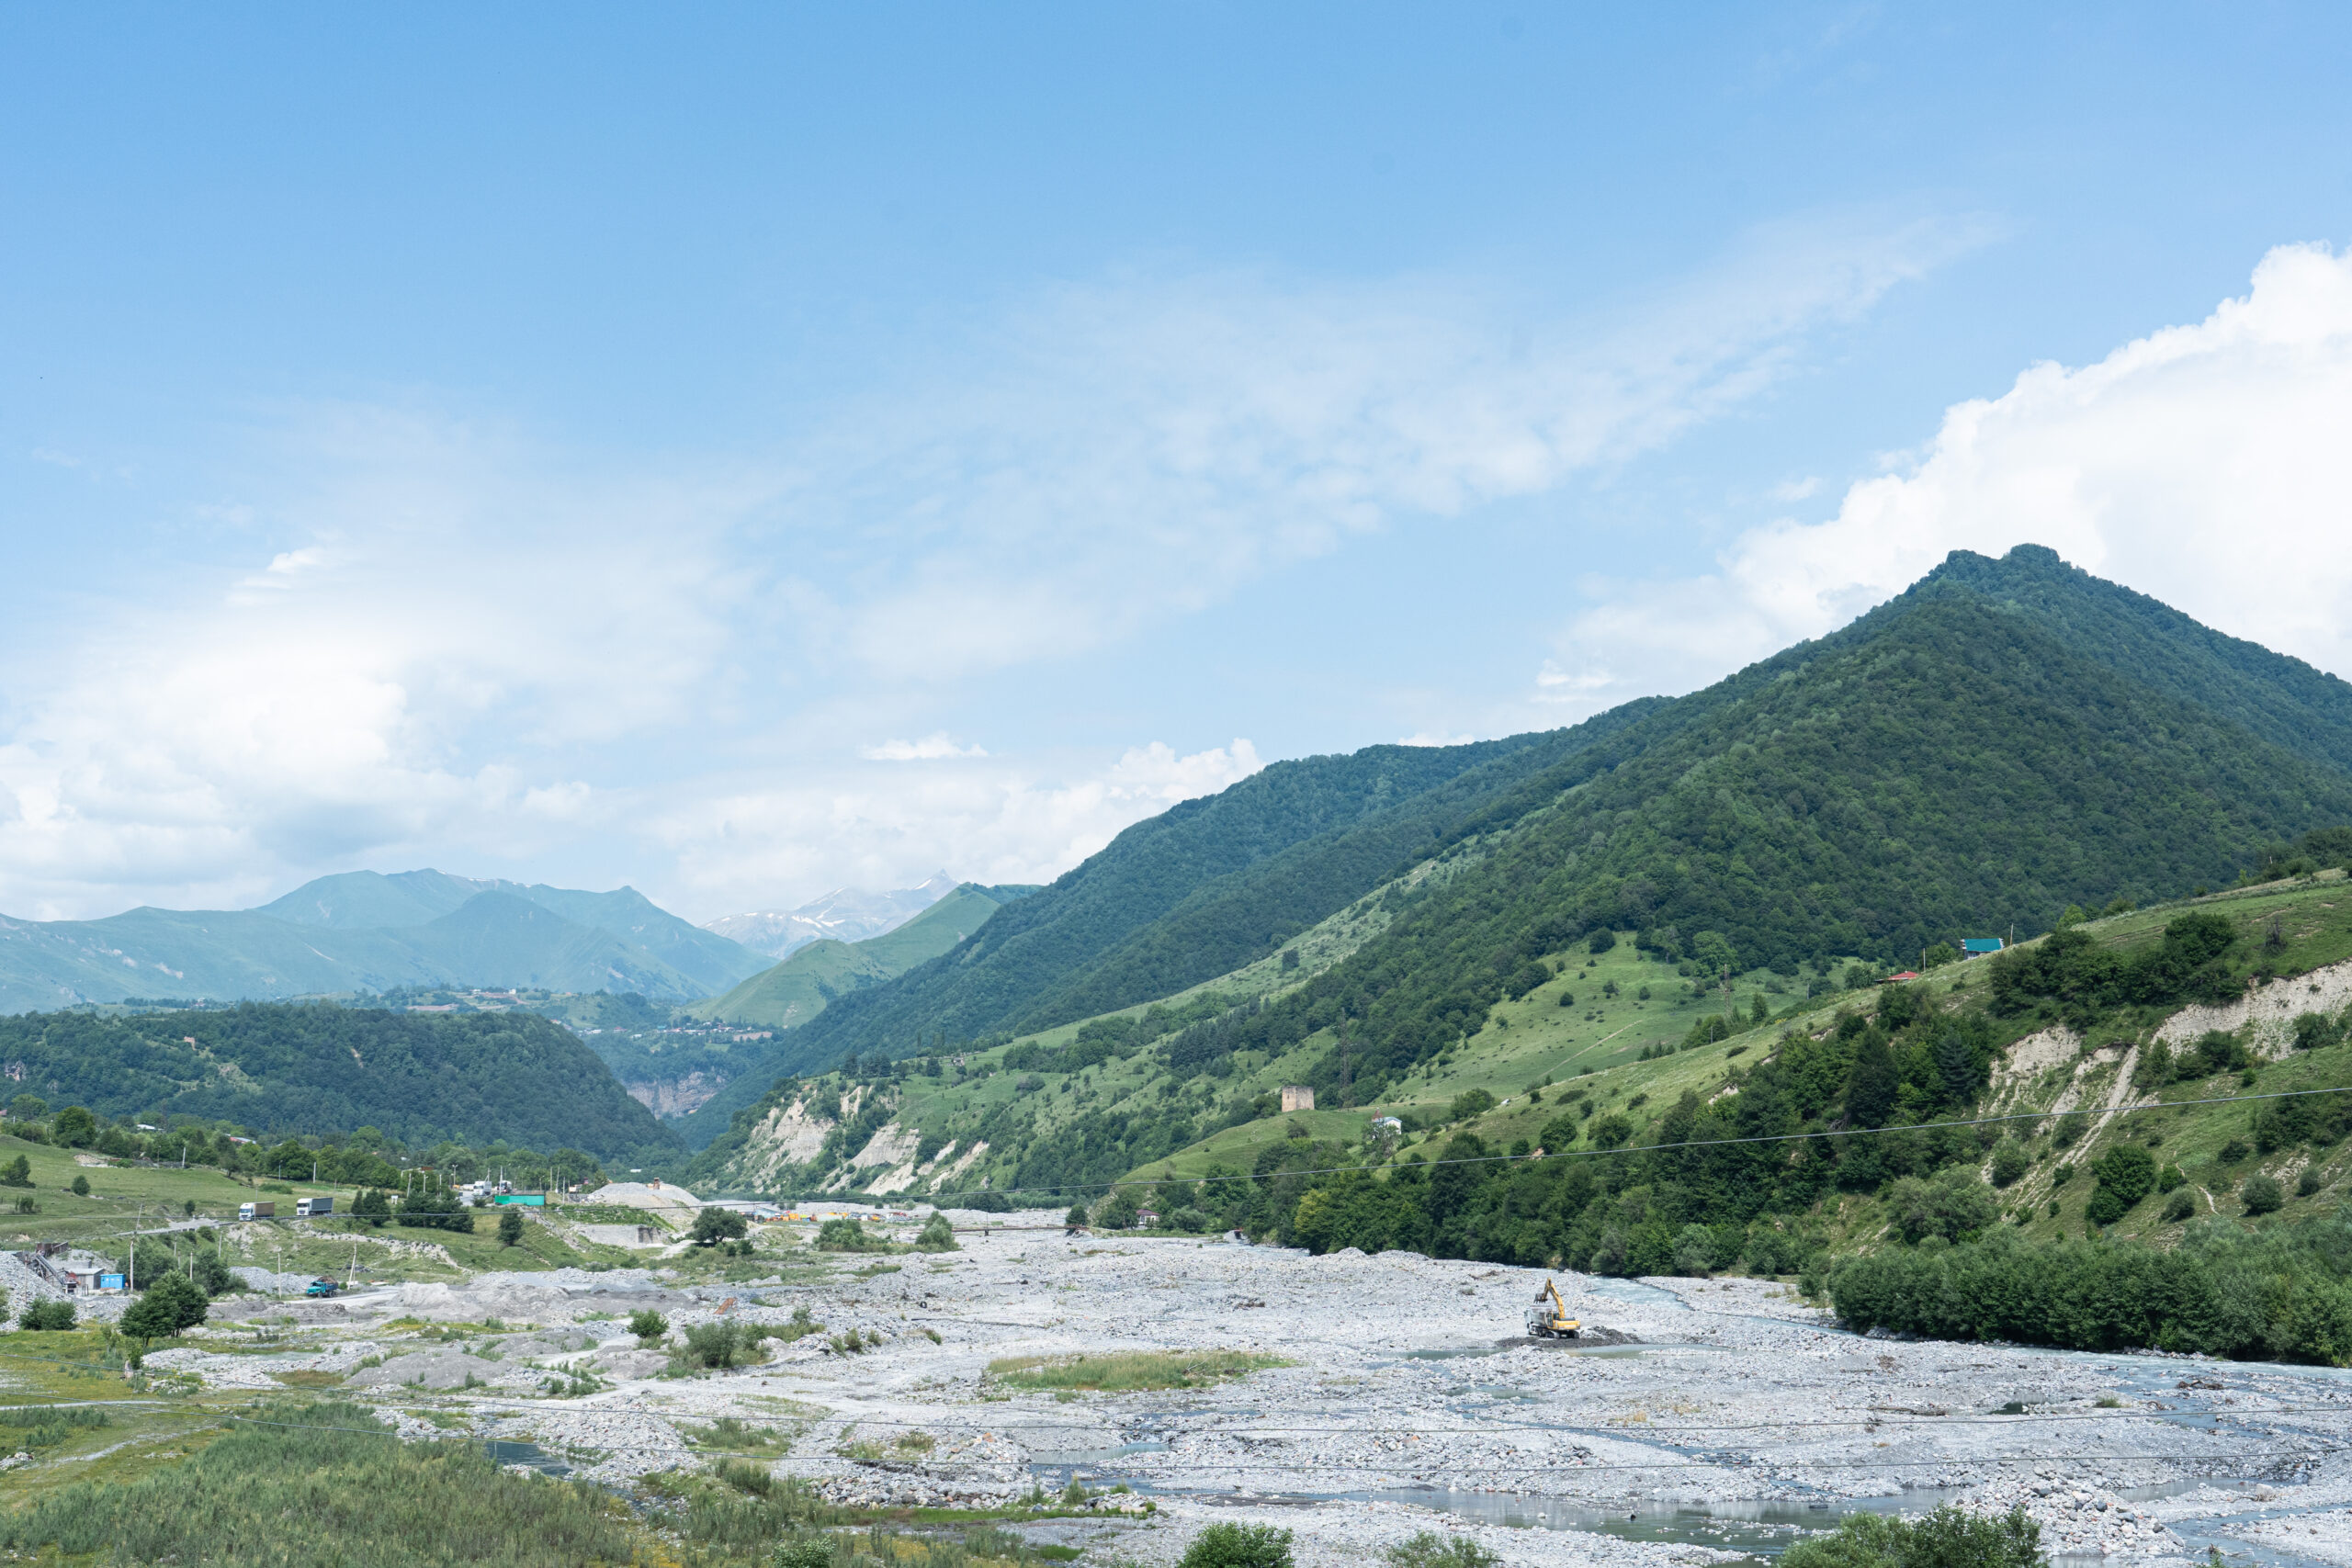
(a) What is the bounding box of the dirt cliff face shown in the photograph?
[623,1070,730,1119]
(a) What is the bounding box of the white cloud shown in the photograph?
[1543,243,2352,714]
[650,739,1265,915]
[0,216,1975,919]
[1398,731,1476,748]
[793,211,1990,682]
[860,734,989,761]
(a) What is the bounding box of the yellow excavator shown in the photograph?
[1526,1277,1580,1338]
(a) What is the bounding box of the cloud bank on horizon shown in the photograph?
[4,242,2350,924]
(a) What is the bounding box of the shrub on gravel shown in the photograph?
[1779,1503,2043,1568]
[628,1309,668,1345]
[915,1213,959,1251]
[1384,1531,1499,1568]
[815,1218,886,1252]
[987,1350,1290,1393]
[1181,1522,1295,1568]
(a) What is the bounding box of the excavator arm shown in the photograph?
[1526,1276,1579,1337]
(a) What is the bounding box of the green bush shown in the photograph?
[692,1207,751,1247]
[1448,1089,1496,1122]
[1987,1141,2031,1189]
[2156,1164,2187,1194]
[628,1309,668,1345]
[1781,1504,2043,1568]
[1384,1532,1499,1568]
[17,1298,73,1330]
[68,1175,89,1198]
[815,1218,882,1251]
[1180,1522,1295,1568]
[771,1538,836,1568]
[2163,1188,2197,1222]
[2301,1168,2326,1198]
[2086,1144,2156,1224]
[121,1271,209,1341]
[1670,1224,1717,1277]
[915,1213,959,1251]
[2242,1175,2284,1215]
[1886,1168,1998,1245]
[679,1321,750,1371]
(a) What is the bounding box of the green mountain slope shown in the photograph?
[690,884,1022,1030]
[0,874,769,1012]
[776,720,1663,1074]
[0,1001,678,1162]
[1930,544,2352,774]
[1238,548,2352,1110]
[674,547,2352,1202]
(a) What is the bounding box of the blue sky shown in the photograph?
[6,5,2352,922]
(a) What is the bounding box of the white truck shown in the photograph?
[295,1196,333,1218]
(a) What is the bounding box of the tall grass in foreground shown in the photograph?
[0,1401,638,1567]
[984,1350,1291,1391]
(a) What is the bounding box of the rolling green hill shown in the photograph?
[0,871,770,1012]
[0,1002,679,1163]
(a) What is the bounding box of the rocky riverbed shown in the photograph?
[127,1218,2352,1567]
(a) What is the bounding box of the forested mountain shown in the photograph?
[0,870,769,1013]
[775,720,1660,1073]
[1246,552,2352,1108]
[0,1002,677,1163]
[753,547,2352,1100]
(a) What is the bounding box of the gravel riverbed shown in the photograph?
[130,1222,2352,1567]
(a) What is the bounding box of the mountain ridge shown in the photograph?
[0,870,770,1013]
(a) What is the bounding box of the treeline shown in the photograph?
[0,1094,606,1196]
[0,1003,675,1164]
[1829,1218,2352,1363]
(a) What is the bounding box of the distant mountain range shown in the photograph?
[0,869,773,1014]
[698,873,959,960]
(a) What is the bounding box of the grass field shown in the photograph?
[983,1349,1291,1392]
[0,1133,645,1286]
